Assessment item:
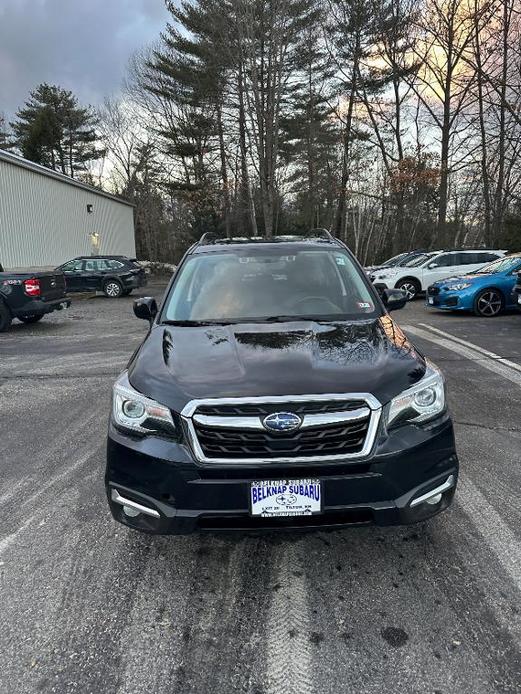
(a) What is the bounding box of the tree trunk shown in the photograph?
[334,77,357,241]
[492,0,509,242]
[216,102,231,238]
[474,3,492,245]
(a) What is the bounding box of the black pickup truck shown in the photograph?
[0,263,70,332]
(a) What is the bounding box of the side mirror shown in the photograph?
[427,262,437,269]
[133,297,158,322]
[382,288,407,311]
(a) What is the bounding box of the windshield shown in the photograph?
[475,256,521,274]
[162,248,380,323]
[404,252,435,268]
[381,252,408,268]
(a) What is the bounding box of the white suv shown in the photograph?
[371,249,507,300]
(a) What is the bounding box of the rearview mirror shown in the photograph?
[133,297,158,322]
[382,288,407,311]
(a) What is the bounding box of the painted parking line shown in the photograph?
[402,324,521,387]
[403,322,521,596]
[458,475,521,594]
[417,323,521,373]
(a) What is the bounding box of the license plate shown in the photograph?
[250,479,322,517]
[60,301,69,309]
[428,297,434,305]
[518,294,521,305]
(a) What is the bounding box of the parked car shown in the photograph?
[0,266,70,332]
[365,249,427,274]
[514,271,521,309]
[371,249,506,300]
[105,232,458,535]
[56,255,147,298]
[426,254,521,316]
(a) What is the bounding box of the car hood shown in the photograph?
[433,273,489,287]
[127,317,426,412]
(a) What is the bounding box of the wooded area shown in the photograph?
[2,0,521,263]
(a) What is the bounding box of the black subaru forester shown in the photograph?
[105,232,458,534]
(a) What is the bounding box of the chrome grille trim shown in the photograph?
[181,393,382,465]
[192,407,371,430]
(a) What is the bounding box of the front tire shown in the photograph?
[474,288,503,317]
[396,278,420,301]
[103,280,123,298]
[18,314,44,324]
[0,302,12,332]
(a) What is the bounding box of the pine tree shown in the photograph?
[0,112,13,150]
[143,1,235,237]
[11,84,103,177]
[280,16,339,230]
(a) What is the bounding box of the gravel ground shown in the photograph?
[0,281,520,694]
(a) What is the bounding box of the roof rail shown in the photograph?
[307,228,335,240]
[198,229,337,245]
[198,232,222,245]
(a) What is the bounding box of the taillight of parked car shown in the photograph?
[23,278,41,297]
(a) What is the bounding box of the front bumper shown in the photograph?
[105,414,459,534]
[426,285,476,311]
[426,293,464,310]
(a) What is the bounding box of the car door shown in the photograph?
[444,252,471,278]
[422,253,458,286]
[59,259,86,292]
[82,259,107,291]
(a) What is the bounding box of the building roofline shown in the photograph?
[0,149,135,208]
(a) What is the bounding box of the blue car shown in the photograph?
[426,254,521,316]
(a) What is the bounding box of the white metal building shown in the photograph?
[0,150,135,269]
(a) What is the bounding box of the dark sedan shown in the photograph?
[56,256,147,298]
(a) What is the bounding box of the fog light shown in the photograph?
[123,505,141,517]
[425,493,442,505]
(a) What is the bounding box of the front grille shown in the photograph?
[196,400,366,417]
[198,462,372,479]
[184,396,380,463]
[194,418,370,459]
[444,297,458,307]
[198,508,373,529]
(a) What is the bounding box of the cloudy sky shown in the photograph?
[0,0,170,121]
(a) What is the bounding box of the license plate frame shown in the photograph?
[249,479,322,518]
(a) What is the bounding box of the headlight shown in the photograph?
[446,283,471,291]
[112,372,177,437]
[387,361,446,427]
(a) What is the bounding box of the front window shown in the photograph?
[381,252,408,268]
[405,253,435,268]
[162,248,380,323]
[60,260,84,272]
[476,256,521,274]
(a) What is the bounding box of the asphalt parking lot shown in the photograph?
[1,281,520,694]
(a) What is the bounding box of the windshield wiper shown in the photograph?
[254,315,329,323]
[161,319,236,326]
